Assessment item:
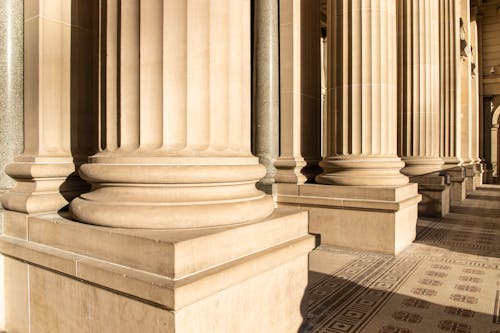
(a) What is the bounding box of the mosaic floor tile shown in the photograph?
[307,186,500,333]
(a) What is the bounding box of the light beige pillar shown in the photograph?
[70,0,274,228]
[316,0,408,186]
[460,1,473,164]
[0,0,91,213]
[252,0,279,193]
[470,7,481,164]
[274,0,321,184]
[439,0,462,167]
[492,100,500,177]
[398,0,444,176]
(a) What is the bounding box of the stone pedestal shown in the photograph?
[447,166,467,204]
[0,209,313,333]
[464,164,477,194]
[473,163,483,188]
[275,183,421,255]
[410,174,451,217]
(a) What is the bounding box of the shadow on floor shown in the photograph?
[305,271,500,333]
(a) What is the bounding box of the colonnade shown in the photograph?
[0,0,493,331]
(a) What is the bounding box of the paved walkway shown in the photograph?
[306,185,500,333]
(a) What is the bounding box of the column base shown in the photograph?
[464,164,477,195]
[0,156,85,214]
[410,174,450,218]
[274,183,421,255]
[473,163,483,188]
[446,167,467,204]
[0,209,313,333]
[70,158,275,228]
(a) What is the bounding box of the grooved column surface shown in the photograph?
[1,0,97,214]
[460,0,473,164]
[398,0,444,176]
[316,0,408,186]
[439,0,462,166]
[470,10,480,164]
[0,0,23,192]
[274,0,321,184]
[70,0,274,229]
[252,0,279,189]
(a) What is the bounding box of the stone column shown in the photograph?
[274,0,321,184]
[459,0,477,194]
[274,0,420,255]
[460,1,473,165]
[252,0,279,193]
[0,0,92,214]
[0,0,23,195]
[470,7,483,188]
[315,0,408,186]
[470,8,480,165]
[492,98,500,178]
[70,0,274,228]
[398,0,444,176]
[440,0,467,204]
[440,0,462,167]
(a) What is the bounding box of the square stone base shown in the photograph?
[464,164,478,195]
[410,174,451,218]
[274,183,421,255]
[0,209,314,333]
[446,167,467,204]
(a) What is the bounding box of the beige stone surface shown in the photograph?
[275,0,321,184]
[174,254,309,333]
[4,257,29,333]
[410,174,451,217]
[275,183,421,255]
[0,208,313,332]
[29,266,173,333]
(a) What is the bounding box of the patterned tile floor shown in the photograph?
[306,185,500,333]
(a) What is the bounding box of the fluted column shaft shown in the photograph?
[398,0,444,176]
[439,0,462,166]
[470,8,480,164]
[252,0,279,190]
[1,0,96,213]
[316,0,408,186]
[460,0,473,164]
[70,0,274,229]
[274,0,321,184]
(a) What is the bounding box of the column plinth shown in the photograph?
[69,0,274,229]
